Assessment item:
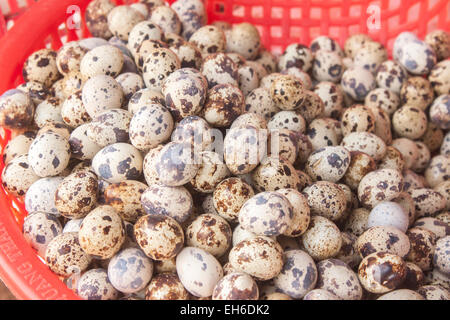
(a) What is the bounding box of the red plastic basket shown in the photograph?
[0,0,448,300]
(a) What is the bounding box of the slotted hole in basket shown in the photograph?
[349,4,362,18]
[270,25,282,38]
[407,2,420,22]
[251,5,263,19]
[308,27,321,41]
[290,7,301,20]
[348,24,360,35]
[387,15,400,34]
[330,7,342,20]
[289,26,302,39]
[328,26,341,40]
[310,7,321,20]
[214,2,225,14]
[232,4,244,17]
[271,45,283,56]
[271,7,283,19]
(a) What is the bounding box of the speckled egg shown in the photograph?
[353,41,387,74]
[69,124,101,161]
[56,41,88,76]
[92,143,143,183]
[129,104,173,151]
[313,81,344,119]
[45,232,92,277]
[410,188,446,218]
[142,48,180,90]
[154,141,199,187]
[440,131,450,155]
[270,74,306,111]
[23,49,60,87]
[276,188,310,237]
[272,250,317,299]
[142,145,163,186]
[237,64,259,96]
[229,236,283,281]
[115,72,145,102]
[364,88,400,117]
[201,53,239,89]
[417,284,450,300]
[251,156,301,192]
[245,87,280,121]
[223,125,267,175]
[2,154,39,197]
[212,272,258,300]
[425,30,450,61]
[78,205,125,259]
[54,170,98,219]
[2,131,35,165]
[239,191,293,237]
[104,180,147,222]
[268,110,306,133]
[171,115,214,152]
[389,138,418,170]
[141,184,193,223]
[398,40,436,75]
[406,227,437,271]
[312,50,343,83]
[433,236,450,275]
[344,208,370,237]
[414,217,449,240]
[149,5,181,35]
[342,151,376,191]
[61,90,91,128]
[375,60,407,94]
[316,258,362,300]
[358,169,403,208]
[303,289,340,300]
[341,67,376,101]
[77,268,120,300]
[107,5,145,41]
[134,39,168,72]
[400,76,434,110]
[231,113,267,131]
[170,41,203,69]
[80,45,124,80]
[176,246,223,297]
[0,89,34,129]
[162,70,207,116]
[17,80,49,105]
[87,108,132,147]
[301,215,342,261]
[25,177,63,215]
[392,105,428,140]
[212,177,254,222]
[189,25,226,57]
[186,213,232,257]
[429,94,450,130]
[108,247,153,294]
[367,201,408,232]
[127,21,162,56]
[84,0,115,39]
[305,146,350,183]
[378,289,425,300]
[134,214,184,260]
[425,154,449,188]
[358,251,406,294]
[310,36,343,57]
[190,152,230,193]
[306,118,340,151]
[356,225,410,259]
[33,97,63,128]
[278,43,313,72]
[145,272,189,300]
[302,181,347,222]
[341,105,375,136]
[402,170,427,192]
[82,75,124,118]
[342,132,386,161]
[28,131,70,177]
[203,84,244,127]
[22,211,62,257]
[429,60,450,96]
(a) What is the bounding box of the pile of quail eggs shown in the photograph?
[0,0,449,300]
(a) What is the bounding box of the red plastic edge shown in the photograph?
[0,0,91,300]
